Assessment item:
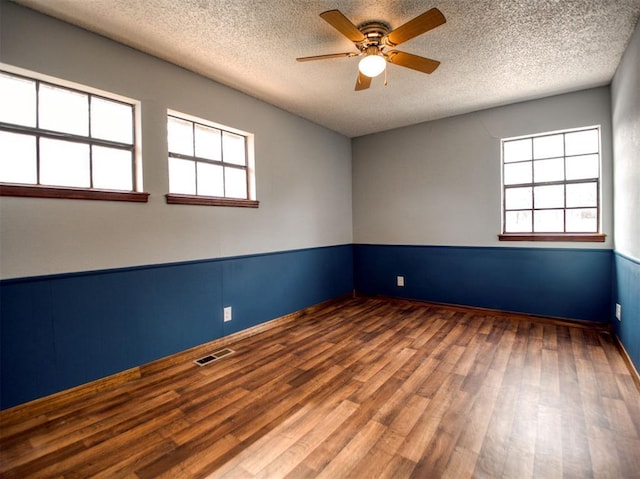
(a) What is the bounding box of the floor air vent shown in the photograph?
[194,348,235,366]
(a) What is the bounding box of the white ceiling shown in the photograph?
[11,0,640,137]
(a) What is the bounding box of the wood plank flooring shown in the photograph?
[1,297,639,478]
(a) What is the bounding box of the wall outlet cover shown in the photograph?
[397,276,405,287]
[615,303,621,321]
[224,306,232,322]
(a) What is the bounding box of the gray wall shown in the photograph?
[0,1,353,280]
[352,88,613,249]
[612,19,640,260]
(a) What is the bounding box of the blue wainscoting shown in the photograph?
[0,244,354,409]
[613,252,640,374]
[3,242,627,410]
[354,244,613,323]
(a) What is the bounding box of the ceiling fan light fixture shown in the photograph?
[358,53,386,78]
[297,8,446,90]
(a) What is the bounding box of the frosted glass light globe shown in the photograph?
[358,55,386,78]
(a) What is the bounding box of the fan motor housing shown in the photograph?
[357,21,391,50]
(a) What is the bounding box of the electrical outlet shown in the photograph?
[615,303,621,321]
[224,306,232,322]
[397,275,405,287]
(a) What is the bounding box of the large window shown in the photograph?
[0,68,146,202]
[166,111,257,207]
[500,126,604,242]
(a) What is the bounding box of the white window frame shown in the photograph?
[499,125,605,242]
[165,109,257,208]
[0,64,147,203]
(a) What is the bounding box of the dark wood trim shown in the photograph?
[498,233,606,242]
[612,333,640,392]
[0,184,150,202]
[165,193,259,208]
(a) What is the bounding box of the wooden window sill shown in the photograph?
[165,193,259,208]
[498,233,606,242]
[0,184,149,202]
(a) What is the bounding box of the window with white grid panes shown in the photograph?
[0,69,144,202]
[501,127,601,236]
[166,112,257,207]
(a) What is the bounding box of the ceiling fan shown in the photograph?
[296,8,446,91]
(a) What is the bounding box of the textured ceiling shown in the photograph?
[11,0,640,137]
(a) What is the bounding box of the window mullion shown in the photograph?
[35,80,41,185]
[130,104,136,190]
[88,96,94,189]
[36,136,42,186]
[192,122,198,195]
[563,184,567,233]
[35,79,41,130]
[502,143,506,233]
[222,166,227,198]
[0,122,133,150]
[219,162,246,171]
[244,137,249,197]
[89,145,94,189]
[562,133,567,233]
[564,178,598,186]
[529,183,533,232]
[597,181,601,232]
[168,151,223,167]
[220,129,226,198]
[530,140,535,232]
[192,159,198,196]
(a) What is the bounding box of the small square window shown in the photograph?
[168,157,196,195]
[0,131,37,183]
[166,111,257,208]
[91,97,133,144]
[39,84,89,136]
[503,138,532,163]
[0,73,36,127]
[92,146,133,191]
[39,138,90,188]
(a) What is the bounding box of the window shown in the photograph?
[0,68,146,202]
[166,111,258,207]
[499,126,605,242]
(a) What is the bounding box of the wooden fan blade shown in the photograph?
[387,51,440,74]
[355,71,371,91]
[320,10,366,43]
[296,52,357,62]
[385,8,446,46]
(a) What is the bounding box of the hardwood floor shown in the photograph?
[1,297,639,478]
